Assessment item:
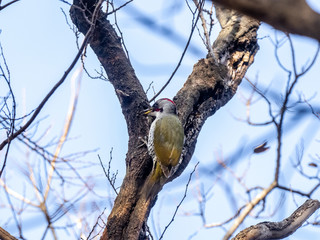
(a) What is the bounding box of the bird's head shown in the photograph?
[144,98,177,117]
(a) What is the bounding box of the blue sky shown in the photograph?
[1,0,320,239]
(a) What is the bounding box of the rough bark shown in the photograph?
[233,199,320,240]
[70,1,259,239]
[70,1,152,239]
[172,5,260,180]
[212,0,320,41]
[0,227,18,240]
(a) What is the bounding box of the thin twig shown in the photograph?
[193,0,214,57]
[0,0,19,11]
[87,208,107,239]
[149,3,202,103]
[3,185,24,239]
[0,178,38,207]
[275,34,301,181]
[297,41,320,77]
[98,152,118,195]
[0,41,16,176]
[106,0,133,16]
[222,181,277,240]
[159,162,199,240]
[0,3,97,153]
[43,64,83,201]
[205,205,246,228]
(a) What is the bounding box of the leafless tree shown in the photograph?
[0,0,320,239]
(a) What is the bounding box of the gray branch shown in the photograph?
[233,199,320,240]
[212,0,320,41]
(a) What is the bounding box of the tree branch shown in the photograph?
[0,0,97,154]
[223,181,277,240]
[0,0,20,11]
[70,2,260,239]
[172,5,260,180]
[212,0,320,41]
[0,227,17,240]
[70,1,152,239]
[233,199,320,240]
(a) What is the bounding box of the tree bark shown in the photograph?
[0,227,18,240]
[212,0,320,41]
[233,199,320,240]
[70,1,259,239]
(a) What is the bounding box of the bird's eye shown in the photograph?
[153,108,163,112]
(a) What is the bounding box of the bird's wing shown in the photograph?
[153,115,184,175]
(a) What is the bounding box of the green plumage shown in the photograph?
[143,98,184,198]
[152,115,184,178]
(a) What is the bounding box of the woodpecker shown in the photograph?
[144,98,184,189]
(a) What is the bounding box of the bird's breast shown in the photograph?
[150,115,184,167]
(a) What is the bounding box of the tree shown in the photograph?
[0,0,320,239]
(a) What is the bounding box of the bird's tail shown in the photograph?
[141,163,166,200]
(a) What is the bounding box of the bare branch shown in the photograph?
[193,0,214,57]
[212,0,320,41]
[70,1,260,239]
[0,5,96,155]
[0,41,16,177]
[173,4,260,180]
[0,178,38,207]
[149,1,201,103]
[0,0,19,11]
[159,162,199,239]
[98,150,118,195]
[87,208,107,239]
[0,227,17,240]
[233,199,320,240]
[223,181,277,240]
[43,64,82,201]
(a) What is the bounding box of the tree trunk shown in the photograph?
[70,1,259,239]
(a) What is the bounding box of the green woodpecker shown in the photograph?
[144,98,184,196]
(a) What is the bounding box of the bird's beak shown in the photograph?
[143,108,153,115]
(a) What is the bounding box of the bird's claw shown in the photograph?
[137,136,148,148]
